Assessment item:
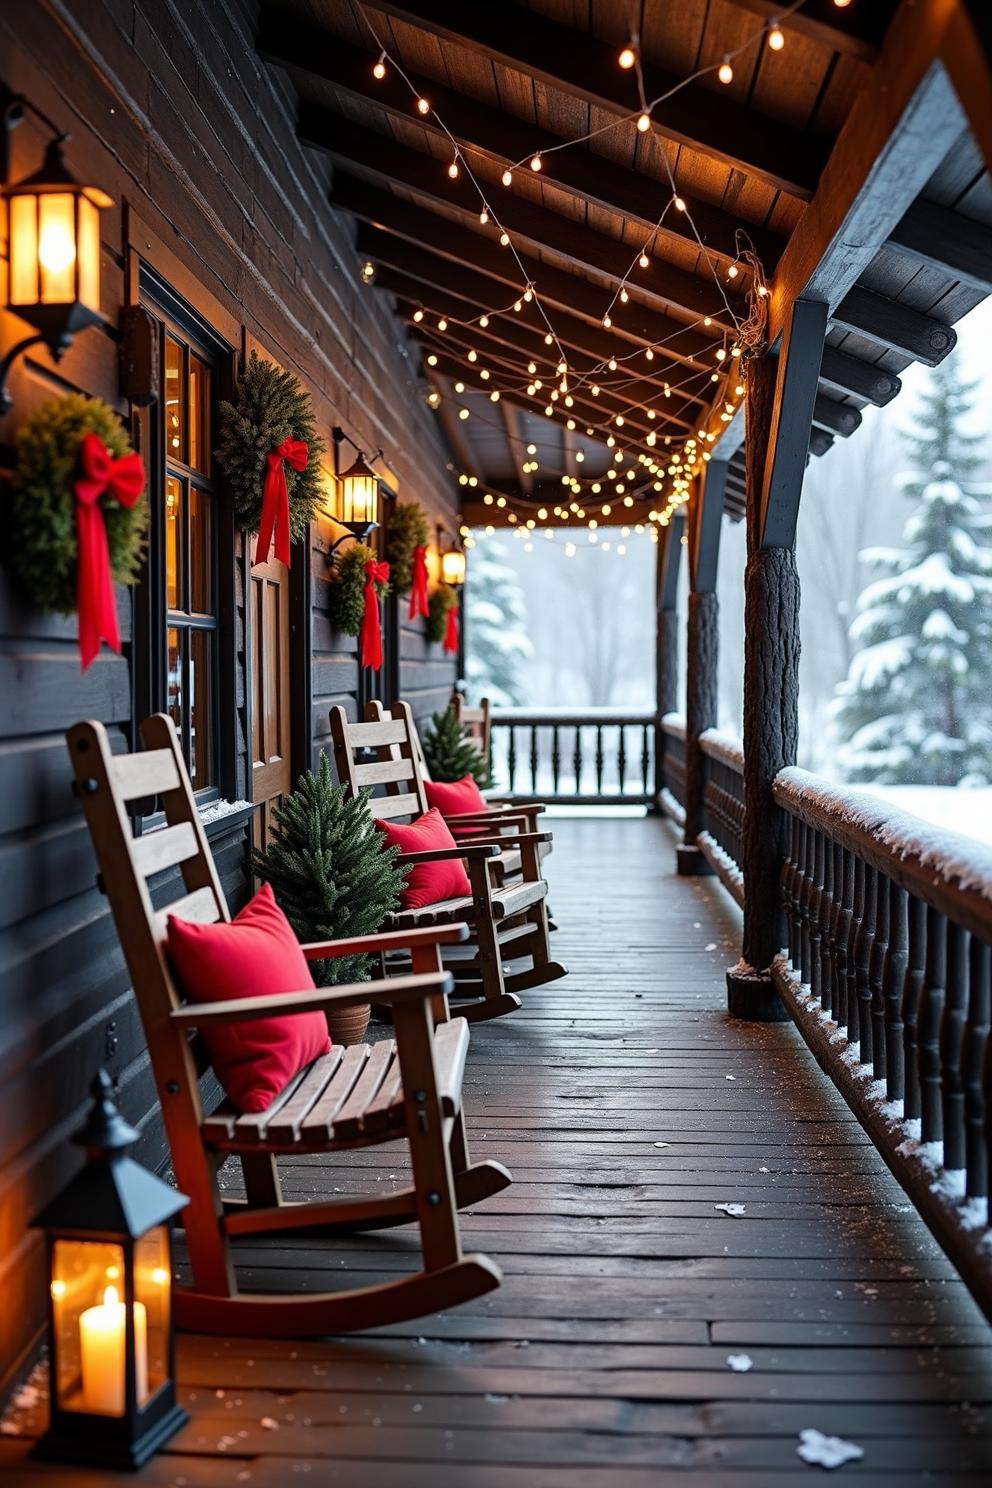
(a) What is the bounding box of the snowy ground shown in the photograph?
[851,784,992,847]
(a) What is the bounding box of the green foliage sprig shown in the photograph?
[385,499,430,593]
[8,394,148,614]
[423,704,490,787]
[253,753,406,987]
[216,351,326,541]
[329,540,390,636]
[427,582,458,644]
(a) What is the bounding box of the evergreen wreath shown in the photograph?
[423,704,491,787]
[385,499,430,593]
[216,350,325,540]
[329,540,390,636]
[253,752,406,988]
[427,582,458,644]
[8,393,148,614]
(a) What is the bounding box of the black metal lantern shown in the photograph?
[329,425,382,554]
[32,1070,188,1470]
[1,99,113,412]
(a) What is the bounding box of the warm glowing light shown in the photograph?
[438,317,448,331]
[757,283,769,297]
[501,168,512,186]
[499,232,510,246]
[458,408,470,420]
[417,97,430,115]
[639,252,650,268]
[674,195,686,212]
[373,54,387,79]
[479,209,489,225]
[524,287,533,301]
[619,288,629,304]
[768,25,785,50]
[637,112,650,132]
[448,159,460,179]
[728,264,739,279]
[718,59,734,84]
[602,314,612,328]
[427,354,438,366]
[618,46,636,69]
[608,358,618,371]
[413,308,424,322]
[530,154,542,172]
[50,1279,67,1300]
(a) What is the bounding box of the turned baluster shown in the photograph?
[529,725,539,793]
[855,867,877,1066]
[834,847,854,1032]
[919,908,947,1146]
[963,938,989,1200]
[870,872,890,1081]
[819,833,836,1017]
[940,923,970,1173]
[846,858,865,1047]
[809,830,825,1005]
[551,725,561,794]
[884,885,909,1104]
[507,727,517,792]
[617,725,627,796]
[784,817,801,970]
[902,895,927,1123]
[573,726,582,794]
[799,822,815,988]
[595,725,605,796]
[641,724,651,796]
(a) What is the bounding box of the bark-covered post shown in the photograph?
[728,298,827,1020]
[653,512,683,807]
[678,460,727,874]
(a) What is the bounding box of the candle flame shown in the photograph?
[104,1285,119,1307]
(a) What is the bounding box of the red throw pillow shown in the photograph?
[166,882,331,1114]
[378,808,472,910]
[424,774,489,820]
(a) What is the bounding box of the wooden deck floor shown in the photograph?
[4,814,992,1484]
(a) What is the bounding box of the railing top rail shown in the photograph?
[699,728,744,772]
[774,766,992,941]
[661,712,686,740]
[491,707,657,725]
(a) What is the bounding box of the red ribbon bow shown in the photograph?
[443,597,460,656]
[255,438,308,568]
[361,559,390,670]
[408,543,430,620]
[73,432,146,671]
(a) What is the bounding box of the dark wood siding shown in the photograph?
[0,0,459,1393]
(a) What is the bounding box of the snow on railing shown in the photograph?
[772,767,992,1319]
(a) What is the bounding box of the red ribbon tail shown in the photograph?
[274,476,292,567]
[255,460,282,566]
[443,601,460,655]
[409,547,430,619]
[77,502,121,671]
[361,578,384,670]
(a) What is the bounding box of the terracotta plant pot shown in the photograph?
[326,1000,371,1046]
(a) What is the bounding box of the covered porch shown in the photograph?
[4,812,991,1484]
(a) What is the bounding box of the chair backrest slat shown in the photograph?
[112,748,182,799]
[132,820,200,879]
[452,694,492,768]
[155,885,223,939]
[330,702,428,823]
[367,791,421,821]
[352,757,418,788]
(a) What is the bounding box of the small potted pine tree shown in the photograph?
[423,704,491,787]
[253,754,406,1043]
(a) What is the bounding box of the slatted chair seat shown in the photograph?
[331,701,566,1023]
[66,713,512,1337]
[202,1017,469,1149]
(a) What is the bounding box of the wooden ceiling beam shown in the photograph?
[307,117,727,356]
[432,375,481,475]
[817,346,901,406]
[729,0,897,63]
[811,393,862,439]
[345,187,725,364]
[258,19,776,278]
[500,402,532,493]
[373,258,710,404]
[887,198,992,293]
[832,285,956,366]
[362,0,826,198]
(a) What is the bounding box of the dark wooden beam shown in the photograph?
[811,392,862,438]
[363,0,825,197]
[729,0,897,62]
[501,403,532,493]
[433,376,480,475]
[832,285,957,366]
[689,461,728,595]
[759,298,828,551]
[256,19,771,280]
[887,198,992,293]
[808,428,835,459]
[343,182,720,362]
[818,346,901,406]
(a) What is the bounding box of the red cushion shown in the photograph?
[423,774,489,822]
[378,808,472,910]
[166,882,331,1114]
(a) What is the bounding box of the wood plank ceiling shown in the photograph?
[258,0,991,526]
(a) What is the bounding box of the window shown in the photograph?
[135,284,227,798]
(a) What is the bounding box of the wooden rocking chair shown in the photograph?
[448,693,554,869]
[65,714,511,1337]
[330,701,566,1023]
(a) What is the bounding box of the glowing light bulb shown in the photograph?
[591,384,600,397]
[718,58,733,84]
[757,283,768,297]
[427,354,438,366]
[417,97,430,115]
[490,389,500,401]
[480,368,490,379]
[768,25,785,51]
[448,159,460,179]
[501,168,512,186]
[716,348,727,362]
[674,195,686,212]
[544,333,553,346]
[458,408,470,420]
[620,288,629,303]
[645,348,654,361]
[608,358,618,371]
[467,349,477,362]
[479,314,489,326]
[728,263,739,279]
[479,209,489,225]
[500,232,510,246]
[373,54,387,80]
[639,252,650,268]
[603,314,612,328]
[524,287,533,302]
[514,300,522,312]
[618,46,636,69]
[637,112,650,132]
[438,317,448,331]
[413,308,424,322]
[530,154,542,172]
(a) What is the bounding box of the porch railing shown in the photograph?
[698,729,745,907]
[658,712,686,824]
[490,707,656,805]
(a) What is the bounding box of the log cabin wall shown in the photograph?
[0,0,459,1393]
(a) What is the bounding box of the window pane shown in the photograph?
[189,629,214,790]
[165,477,182,610]
[189,487,212,614]
[167,628,183,737]
[189,355,211,474]
[165,337,185,463]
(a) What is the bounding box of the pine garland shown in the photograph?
[423,704,490,786]
[8,394,148,615]
[253,752,406,987]
[428,583,458,644]
[216,351,326,540]
[385,499,430,593]
[329,541,389,636]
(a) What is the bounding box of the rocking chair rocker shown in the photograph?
[65,714,510,1337]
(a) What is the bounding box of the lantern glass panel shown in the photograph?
[77,192,101,313]
[8,194,39,305]
[37,193,77,303]
[342,472,377,526]
[134,1226,172,1405]
[441,550,466,586]
[51,1239,145,1416]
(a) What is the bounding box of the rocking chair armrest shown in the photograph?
[394,844,500,865]
[447,830,553,848]
[485,796,547,814]
[170,970,455,1026]
[444,810,535,828]
[300,924,471,960]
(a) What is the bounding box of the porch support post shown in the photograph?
[678,460,727,874]
[728,297,827,1020]
[653,512,683,806]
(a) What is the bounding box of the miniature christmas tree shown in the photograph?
[423,704,490,786]
[253,753,406,986]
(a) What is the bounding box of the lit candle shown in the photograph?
[79,1285,147,1414]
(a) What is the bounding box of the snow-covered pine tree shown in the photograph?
[465,538,533,706]
[833,360,992,785]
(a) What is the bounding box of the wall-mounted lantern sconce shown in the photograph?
[329,426,383,556]
[1,98,113,413]
[437,527,467,587]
